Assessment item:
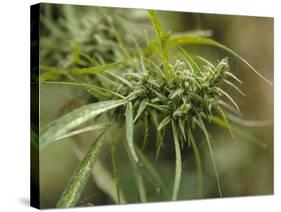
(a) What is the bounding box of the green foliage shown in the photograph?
[56,130,108,208]
[39,5,270,207]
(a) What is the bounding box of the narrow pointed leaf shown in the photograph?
[40,99,126,150]
[168,36,272,85]
[54,123,111,141]
[125,102,139,163]
[171,120,182,201]
[195,116,222,196]
[56,130,107,208]
[134,98,148,123]
[70,61,123,75]
[216,87,240,111]
[136,147,169,199]
[111,140,121,204]
[158,116,171,131]
[188,128,203,197]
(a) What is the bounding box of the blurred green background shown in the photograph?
[39,4,273,208]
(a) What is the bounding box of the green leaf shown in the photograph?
[168,36,272,85]
[223,79,245,96]
[72,41,80,64]
[54,123,111,141]
[41,81,125,100]
[146,102,170,113]
[56,130,107,208]
[216,87,240,111]
[40,99,126,150]
[125,102,139,163]
[178,119,186,142]
[135,147,169,199]
[208,115,267,148]
[188,128,203,197]
[171,120,182,201]
[124,140,147,202]
[194,116,222,197]
[150,110,165,159]
[111,139,121,204]
[134,98,149,123]
[157,116,171,131]
[148,10,174,78]
[141,112,150,150]
[70,61,123,75]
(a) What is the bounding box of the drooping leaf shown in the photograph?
[72,140,126,204]
[168,36,272,85]
[56,130,107,208]
[124,139,147,202]
[194,116,222,197]
[135,147,169,199]
[208,115,267,148]
[111,138,121,204]
[125,102,139,163]
[171,120,182,201]
[188,128,203,197]
[40,99,126,150]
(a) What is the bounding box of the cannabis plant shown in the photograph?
[38,6,271,208]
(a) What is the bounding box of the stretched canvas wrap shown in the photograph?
[31,3,274,209]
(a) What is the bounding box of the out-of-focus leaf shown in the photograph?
[136,147,169,199]
[40,99,126,150]
[208,115,268,148]
[70,61,123,75]
[56,130,107,208]
[188,128,203,197]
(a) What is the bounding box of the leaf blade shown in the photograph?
[40,99,126,150]
[56,130,107,208]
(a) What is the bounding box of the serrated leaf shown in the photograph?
[56,130,107,208]
[40,99,126,150]
[125,102,139,163]
[171,120,182,201]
